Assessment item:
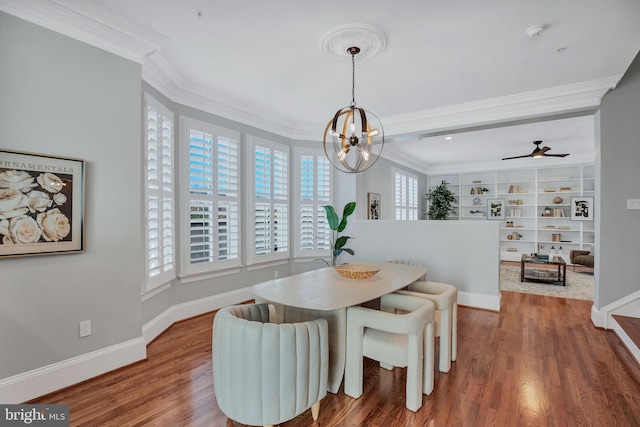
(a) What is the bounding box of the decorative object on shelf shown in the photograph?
[571,197,594,221]
[501,140,570,160]
[508,200,517,205]
[552,233,561,242]
[367,192,380,220]
[517,199,523,205]
[511,231,523,240]
[488,198,505,219]
[481,187,490,194]
[560,187,572,192]
[543,207,552,216]
[0,149,85,258]
[426,181,457,220]
[470,187,475,195]
[506,248,518,252]
[473,180,481,184]
[322,46,384,173]
[507,234,513,240]
[323,201,356,266]
[333,263,380,280]
[469,210,484,215]
[506,221,514,228]
[553,196,563,204]
[544,188,556,192]
[473,197,481,205]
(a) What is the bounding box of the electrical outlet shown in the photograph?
[79,320,92,338]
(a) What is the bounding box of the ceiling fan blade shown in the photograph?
[543,153,570,157]
[541,146,551,152]
[501,154,532,160]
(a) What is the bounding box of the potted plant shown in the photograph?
[426,181,457,220]
[323,201,356,266]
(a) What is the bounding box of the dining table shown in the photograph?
[247,261,427,393]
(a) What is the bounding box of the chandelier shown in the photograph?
[323,46,384,173]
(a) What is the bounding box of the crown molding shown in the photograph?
[142,54,300,139]
[382,76,621,137]
[0,0,167,63]
[1,1,621,154]
[379,149,431,175]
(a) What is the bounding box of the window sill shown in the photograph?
[179,266,242,284]
[246,258,289,271]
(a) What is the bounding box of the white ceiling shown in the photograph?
[5,0,640,172]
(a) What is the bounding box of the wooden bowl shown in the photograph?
[334,264,380,280]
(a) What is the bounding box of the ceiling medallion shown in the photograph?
[321,24,386,59]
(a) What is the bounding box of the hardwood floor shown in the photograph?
[31,292,640,426]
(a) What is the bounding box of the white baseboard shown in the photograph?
[0,289,252,404]
[0,338,146,404]
[458,291,501,312]
[143,288,252,344]
[611,317,640,365]
[591,290,640,329]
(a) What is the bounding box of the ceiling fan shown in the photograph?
[501,140,570,160]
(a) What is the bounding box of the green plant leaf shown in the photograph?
[337,202,356,232]
[334,235,352,250]
[323,205,339,230]
[342,248,354,255]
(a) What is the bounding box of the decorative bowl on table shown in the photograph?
[334,264,380,280]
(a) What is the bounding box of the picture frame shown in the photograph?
[0,149,85,258]
[487,198,505,220]
[367,192,380,220]
[571,196,594,221]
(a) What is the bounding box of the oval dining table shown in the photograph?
[247,262,427,393]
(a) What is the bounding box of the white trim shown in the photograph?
[0,0,167,63]
[178,266,242,284]
[611,317,640,366]
[0,338,146,404]
[459,291,501,312]
[246,259,289,271]
[591,289,640,329]
[141,282,171,302]
[142,288,252,344]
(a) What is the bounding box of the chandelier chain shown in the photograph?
[351,51,356,107]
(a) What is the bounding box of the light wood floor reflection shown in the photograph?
[31,292,640,426]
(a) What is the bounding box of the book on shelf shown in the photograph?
[553,208,565,217]
[509,208,522,217]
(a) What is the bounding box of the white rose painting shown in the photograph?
[0,170,72,244]
[0,149,84,257]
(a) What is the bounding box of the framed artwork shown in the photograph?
[0,149,85,258]
[571,197,593,221]
[368,192,380,220]
[488,198,505,220]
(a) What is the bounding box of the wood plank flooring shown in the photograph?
[30,292,640,426]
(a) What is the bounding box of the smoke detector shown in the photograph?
[526,25,545,38]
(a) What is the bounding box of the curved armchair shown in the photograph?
[212,303,329,427]
[345,293,435,412]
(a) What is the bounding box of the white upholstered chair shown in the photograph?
[388,259,427,281]
[212,302,329,427]
[344,292,436,412]
[398,280,458,373]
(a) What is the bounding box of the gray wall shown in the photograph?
[597,51,640,308]
[0,13,143,378]
[356,156,428,220]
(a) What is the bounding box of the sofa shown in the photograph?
[570,249,594,270]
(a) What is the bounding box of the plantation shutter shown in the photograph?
[145,94,175,292]
[182,118,241,275]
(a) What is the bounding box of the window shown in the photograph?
[394,167,419,220]
[144,93,175,293]
[246,136,289,265]
[293,148,332,258]
[181,118,240,276]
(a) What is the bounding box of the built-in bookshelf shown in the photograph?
[427,164,595,261]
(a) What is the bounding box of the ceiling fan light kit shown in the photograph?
[501,140,569,161]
